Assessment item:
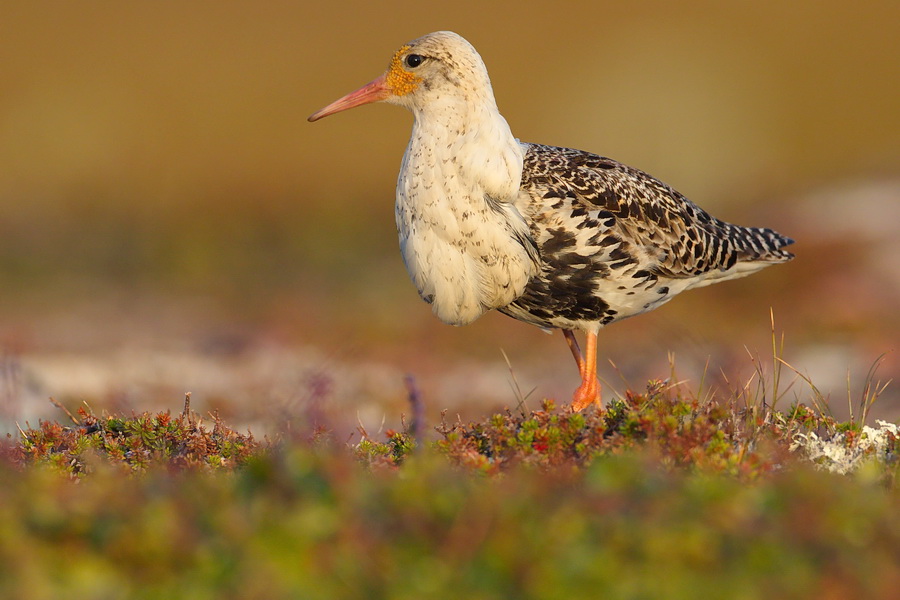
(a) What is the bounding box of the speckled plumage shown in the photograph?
[309,31,794,411]
[501,143,794,331]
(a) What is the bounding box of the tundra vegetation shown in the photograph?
[4,356,897,599]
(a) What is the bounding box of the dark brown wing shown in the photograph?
[519,143,794,280]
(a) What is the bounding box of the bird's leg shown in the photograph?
[571,330,602,412]
[563,329,585,375]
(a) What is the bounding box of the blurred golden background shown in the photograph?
[1,1,897,432]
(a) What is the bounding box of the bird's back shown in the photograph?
[500,143,794,330]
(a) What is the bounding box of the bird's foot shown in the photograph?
[571,378,602,412]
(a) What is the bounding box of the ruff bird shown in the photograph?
[308,31,794,411]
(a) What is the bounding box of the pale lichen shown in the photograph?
[791,420,898,474]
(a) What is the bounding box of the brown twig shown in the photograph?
[404,374,424,441]
[181,392,193,428]
[49,397,79,425]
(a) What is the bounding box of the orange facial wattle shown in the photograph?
[386,45,421,96]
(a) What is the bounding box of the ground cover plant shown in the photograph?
[2,368,898,600]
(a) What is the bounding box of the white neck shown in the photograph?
[412,100,524,200]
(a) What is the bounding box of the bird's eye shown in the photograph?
[405,54,424,68]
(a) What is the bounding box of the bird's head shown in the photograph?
[308,31,496,122]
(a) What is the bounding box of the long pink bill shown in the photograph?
[308,74,389,122]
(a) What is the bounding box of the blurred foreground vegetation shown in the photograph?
[3,385,898,599]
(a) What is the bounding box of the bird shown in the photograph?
[308,31,794,412]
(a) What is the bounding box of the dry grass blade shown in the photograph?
[856,353,892,427]
[769,308,787,411]
[776,356,835,431]
[663,351,690,396]
[603,358,627,402]
[500,348,535,414]
[696,355,713,404]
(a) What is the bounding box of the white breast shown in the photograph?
[395,117,537,326]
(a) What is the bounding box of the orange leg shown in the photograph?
[569,330,602,412]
